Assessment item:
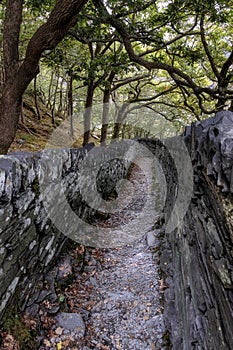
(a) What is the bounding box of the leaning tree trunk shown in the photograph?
[0,87,22,154]
[0,0,23,153]
[0,0,88,154]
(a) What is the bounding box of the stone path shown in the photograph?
[27,157,168,349]
[36,235,167,350]
[82,240,166,350]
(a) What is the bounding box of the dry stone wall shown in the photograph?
[0,143,129,319]
[161,110,233,350]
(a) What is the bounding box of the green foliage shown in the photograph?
[24,0,55,15]
[1,0,232,143]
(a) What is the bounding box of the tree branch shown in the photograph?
[111,74,151,92]
[93,0,213,98]
[220,51,233,81]
[200,13,220,79]
[12,0,89,99]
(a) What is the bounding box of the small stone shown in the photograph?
[146,232,156,247]
[25,303,39,317]
[84,266,96,272]
[48,304,60,315]
[90,277,98,287]
[37,290,52,303]
[55,312,85,337]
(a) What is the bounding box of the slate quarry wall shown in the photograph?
[0,143,128,319]
[160,110,233,350]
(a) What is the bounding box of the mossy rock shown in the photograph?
[2,303,39,350]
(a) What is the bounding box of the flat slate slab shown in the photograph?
[55,312,85,336]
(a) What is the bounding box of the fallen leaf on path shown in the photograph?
[159,278,168,291]
[55,327,63,335]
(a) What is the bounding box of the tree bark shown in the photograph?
[51,73,59,125]
[34,76,41,120]
[83,83,95,146]
[0,0,88,154]
[3,0,23,82]
[68,75,74,138]
[111,103,128,141]
[100,71,116,144]
[47,71,54,109]
[58,76,65,118]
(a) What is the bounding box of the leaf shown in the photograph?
[55,327,63,335]
[59,294,65,302]
[44,339,51,347]
[57,341,62,350]
[159,278,168,291]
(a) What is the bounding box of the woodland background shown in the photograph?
[0,0,233,153]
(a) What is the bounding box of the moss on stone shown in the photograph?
[2,302,38,350]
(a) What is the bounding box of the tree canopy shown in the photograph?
[0,0,233,153]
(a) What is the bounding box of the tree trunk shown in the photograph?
[100,71,115,145]
[34,76,41,120]
[112,122,122,140]
[47,71,54,109]
[3,0,23,82]
[0,85,22,154]
[121,123,126,139]
[111,103,128,141]
[68,75,74,138]
[100,103,110,145]
[58,76,65,118]
[83,83,94,146]
[0,0,88,154]
[51,73,59,125]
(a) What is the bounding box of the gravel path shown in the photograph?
[33,157,168,349]
[80,239,166,350]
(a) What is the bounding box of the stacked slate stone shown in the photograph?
[161,110,233,350]
[0,142,131,319]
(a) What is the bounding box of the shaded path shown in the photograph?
[37,236,167,350]
[32,158,167,349]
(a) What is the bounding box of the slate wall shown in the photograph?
[160,110,233,350]
[0,143,129,319]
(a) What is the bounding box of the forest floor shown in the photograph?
[9,93,60,153]
[9,93,98,153]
